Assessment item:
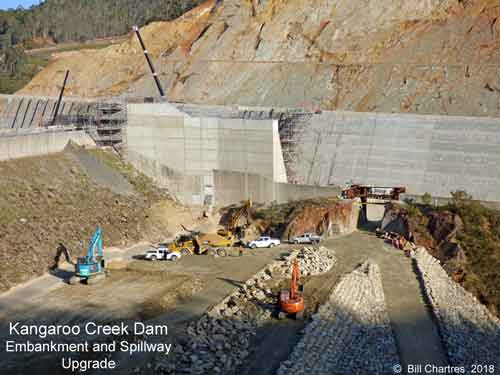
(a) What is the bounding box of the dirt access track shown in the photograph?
[0,243,287,374]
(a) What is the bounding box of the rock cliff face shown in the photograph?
[281,199,359,240]
[19,0,500,116]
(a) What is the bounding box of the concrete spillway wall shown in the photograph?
[125,103,500,204]
[213,170,341,206]
[0,129,95,161]
[286,111,500,202]
[124,103,287,205]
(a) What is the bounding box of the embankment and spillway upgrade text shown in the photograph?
[4,321,172,372]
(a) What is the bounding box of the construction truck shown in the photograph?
[168,231,230,257]
[169,200,253,257]
[167,233,200,255]
[68,227,106,285]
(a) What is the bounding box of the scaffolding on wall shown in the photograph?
[42,98,127,148]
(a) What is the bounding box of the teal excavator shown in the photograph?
[68,227,106,285]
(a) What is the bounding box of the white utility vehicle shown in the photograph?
[291,233,323,244]
[248,236,281,249]
[144,244,181,261]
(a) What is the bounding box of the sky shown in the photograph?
[0,0,43,10]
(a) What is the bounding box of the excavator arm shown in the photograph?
[225,199,252,238]
[51,243,73,270]
[290,258,300,300]
[87,227,103,259]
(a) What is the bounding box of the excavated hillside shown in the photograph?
[0,149,201,293]
[19,0,500,116]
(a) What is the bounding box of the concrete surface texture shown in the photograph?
[125,103,286,204]
[213,170,340,206]
[288,111,500,201]
[0,129,95,161]
[0,94,98,129]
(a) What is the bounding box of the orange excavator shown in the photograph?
[278,258,305,320]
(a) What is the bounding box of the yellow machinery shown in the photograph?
[217,199,252,239]
[169,200,253,257]
[168,230,231,257]
[167,233,199,255]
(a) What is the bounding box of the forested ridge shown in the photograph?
[0,0,202,93]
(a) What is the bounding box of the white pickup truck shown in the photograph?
[144,244,181,261]
[291,233,323,244]
[248,236,281,249]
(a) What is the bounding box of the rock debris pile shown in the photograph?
[413,249,500,370]
[154,316,256,375]
[277,261,399,375]
[153,246,337,374]
[280,246,337,277]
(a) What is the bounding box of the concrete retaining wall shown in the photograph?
[124,103,287,205]
[0,94,96,129]
[286,111,500,202]
[213,170,340,206]
[0,129,95,161]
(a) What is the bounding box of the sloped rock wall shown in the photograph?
[277,261,399,375]
[413,248,500,371]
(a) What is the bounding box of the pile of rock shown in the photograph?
[153,246,338,374]
[210,246,337,321]
[279,246,337,277]
[277,261,399,375]
[413,248,500,369]
[154,316,256,375]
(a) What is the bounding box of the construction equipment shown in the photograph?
[167,233,200,255]
[342,184,406,221]
[51,243,74,271]
[168,230,229,257]
[278,258,305,320]
[69,227,106,285]
[218,199,253,240]
[342,184,406,201]
[168,200,253,257]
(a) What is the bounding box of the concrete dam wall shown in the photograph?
[0,128,95,161]
[124,103,287,205]
[286,111,500,202]
[4,96,498,204]
[125,103,500,204]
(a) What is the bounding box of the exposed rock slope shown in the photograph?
[20,0,500,116]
